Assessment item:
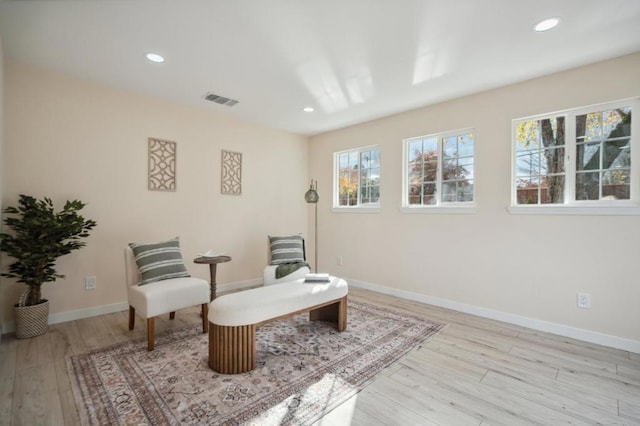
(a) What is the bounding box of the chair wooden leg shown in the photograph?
[147,317,155,351]
[169,311,175,320]
[202,304,209,333]
[128,306,135,330]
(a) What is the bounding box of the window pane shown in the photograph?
[602,170,630,200]
[369,149,380,168]
[370,167,381,181]
[578,112,602,142]
[423,183,436,196]
[360,186,370,203]
[361,150,374,168]
[440,180,473,202]
[461,181,474,202]
[422,138,437,153]
[442,181,456,202]
[576,172,600,200]
[360,170,370,186]
[408,141,423,162]
[408,170,422,185]
[443,136,457,160]
[422,160,437,179]
[339,153,349,170]
[517,188,539,204]
[408,184,421,204]
[360,169,380,204]
[603,108,631,139]
[423,195,436,205]
[370,186,380,203]
[458,134,474,156]
[541,175,565,204]
[516,151,540,177]
[457,157,474,179]
[603,141,630,169]
[339,190,349,206]
[542,147,564,174]
[339,169,357,206]
[441,160,455,180]
[516,177,539,205]
[348,151,358,168]
[576,142,600,171]
[516,121,541,151]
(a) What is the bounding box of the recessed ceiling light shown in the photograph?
[534,17,560,32]
[145,52,165,63]
[303,107,314,112]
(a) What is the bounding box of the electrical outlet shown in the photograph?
[85,276,96,290]
[336,256,343,266]
[577,292,591,309]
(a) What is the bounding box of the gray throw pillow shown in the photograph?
[129,238,190,285]
[269,235,305,265]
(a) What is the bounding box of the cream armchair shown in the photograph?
[263,235,311,285]
[124,244,209,350]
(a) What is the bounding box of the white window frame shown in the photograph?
[509,97,640,215]
[401,128,477,214]
[332,145,381,213]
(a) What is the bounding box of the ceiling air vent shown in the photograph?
[203,92,239,107]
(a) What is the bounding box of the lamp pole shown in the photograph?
[304,179,319,272]
[313,201,318,272]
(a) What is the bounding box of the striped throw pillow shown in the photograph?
[129,238,190,285]
[269,235,305,265]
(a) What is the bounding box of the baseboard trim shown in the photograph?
[348,278,640,354]
[218,278,263,293]
[1,279,261,335]
[2,302,130,334]
[8,276,635,355]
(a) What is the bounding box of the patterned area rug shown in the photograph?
[67,299,444,425]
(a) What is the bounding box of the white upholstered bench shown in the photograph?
[208,277,348,374]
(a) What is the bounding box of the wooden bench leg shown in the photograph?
[209,323,256,374]
[309,296,347,331]
[201,304,209,333]
[128,306,135,330]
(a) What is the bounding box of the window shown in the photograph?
[402,128,475,210]
[515,116,566,204]
[512,98,639,214]
[334,147,380,209]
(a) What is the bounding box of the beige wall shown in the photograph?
[310,53,640,345]
[3,52,639,348]
[2,61,309,326]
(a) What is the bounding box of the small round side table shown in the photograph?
[193,255,232,301]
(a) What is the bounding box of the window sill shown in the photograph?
[507,205,640,216]
[332,206,381,214]
[400,204,477,214]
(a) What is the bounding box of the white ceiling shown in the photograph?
[1,0,639,136]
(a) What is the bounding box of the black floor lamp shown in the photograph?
[304,179,319,272]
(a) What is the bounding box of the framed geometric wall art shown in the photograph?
[148,138,177,191]
[221,149,242,195]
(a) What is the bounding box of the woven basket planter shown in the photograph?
[14,300,49,339]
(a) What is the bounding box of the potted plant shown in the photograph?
[0,195,96,338]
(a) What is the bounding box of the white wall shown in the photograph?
[1,61,309,327]
[309,53,640,349]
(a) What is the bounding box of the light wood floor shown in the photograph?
[1,287,639,425]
